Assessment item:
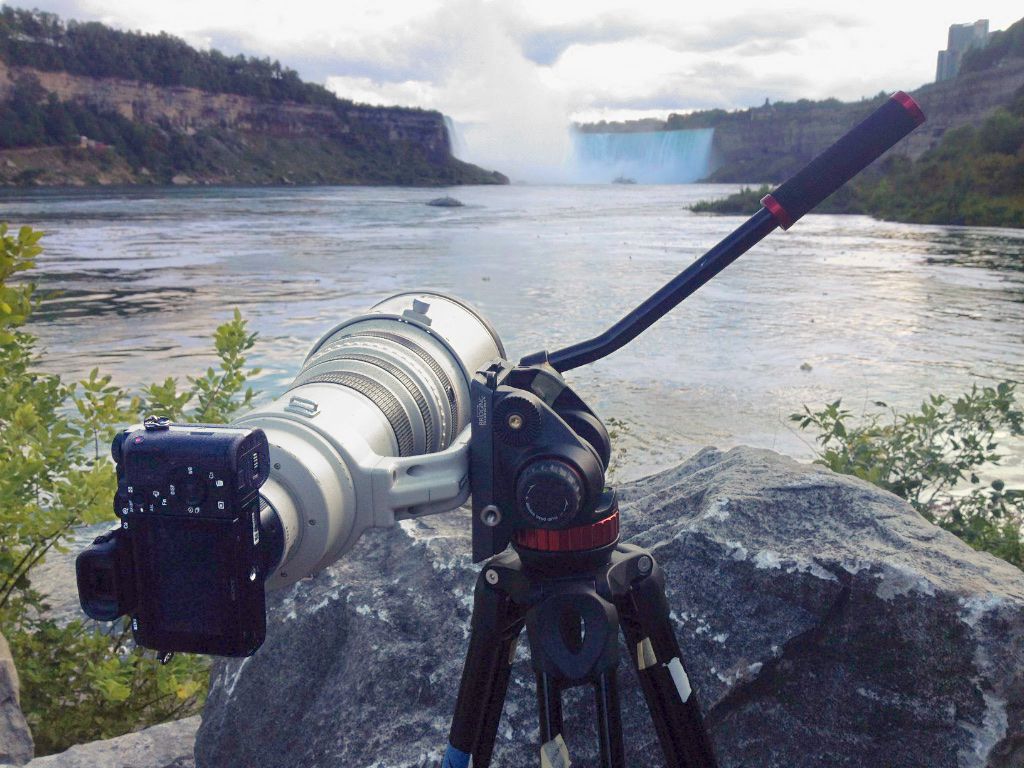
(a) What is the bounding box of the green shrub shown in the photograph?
[0,223,261,755]
[690,185,771,215]
[792,383,1024,569]
[978,109,1024,155]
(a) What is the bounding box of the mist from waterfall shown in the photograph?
[570,129,715,184]
[445,116,715,184]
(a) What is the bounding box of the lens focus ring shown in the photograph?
[346,330,460,434]
[326,352,437,452]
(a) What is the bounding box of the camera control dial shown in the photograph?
[515,459,584,527]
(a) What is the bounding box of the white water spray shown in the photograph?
[448,118,716,184]
[327,1,716,184]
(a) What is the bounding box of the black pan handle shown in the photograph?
[761,91,924,229]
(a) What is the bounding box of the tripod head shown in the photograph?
[469,357,618,562]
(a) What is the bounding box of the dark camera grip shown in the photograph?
[761,92,925,229]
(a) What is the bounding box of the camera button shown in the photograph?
[184,479,206,506]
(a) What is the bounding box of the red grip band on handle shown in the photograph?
[760,193,794,230]
[514,511,620,552]
[892,91,926,127]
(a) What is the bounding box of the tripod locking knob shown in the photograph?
[516,459,584,527]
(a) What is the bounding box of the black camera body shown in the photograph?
[76,419,278,657]
[469,359,614,562]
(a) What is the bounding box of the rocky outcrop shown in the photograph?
[902,59,1024,155]
[716,61,1024,173]
[0,59,450,159]
[0,632,33,766]
[0,717,198,768]
[193,446,1024,767]
[0,60,508,186]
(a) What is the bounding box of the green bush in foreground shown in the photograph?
[0,223,260,755]
[792,384,1024,570]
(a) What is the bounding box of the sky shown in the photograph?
[4,1,1022,177]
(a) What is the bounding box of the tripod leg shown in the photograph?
[444,561,528,768]
[535,672,570,768]
[593,668,626,768]
[616,556,717,768]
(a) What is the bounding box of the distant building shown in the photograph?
[79,135,107,150]
[936,19,990,82]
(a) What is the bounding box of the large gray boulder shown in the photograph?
[0,717,198,768]
[0,631,33,765]
[185,446,1023,767]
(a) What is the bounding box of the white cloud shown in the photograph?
[323,0,574,180]
[325,77,439,109]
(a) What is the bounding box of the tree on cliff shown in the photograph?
[0,6,342,106]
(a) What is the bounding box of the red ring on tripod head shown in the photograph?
[513,510,620,552]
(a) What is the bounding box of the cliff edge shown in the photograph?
[0,59,507,187]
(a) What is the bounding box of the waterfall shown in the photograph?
[443,115,469,160]
[571,128,715,183]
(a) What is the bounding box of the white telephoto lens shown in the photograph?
[234,292,505,589]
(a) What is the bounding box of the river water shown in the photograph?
[2,184,1022,484]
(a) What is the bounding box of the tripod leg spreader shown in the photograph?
[443,545,717,768]
[527,581,626,768]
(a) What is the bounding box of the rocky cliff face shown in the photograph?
[0,60,505,186]
[904,60,1024,155]
[0,60,448,155]
[724,61,1024,167]
[716,62,1024,180]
